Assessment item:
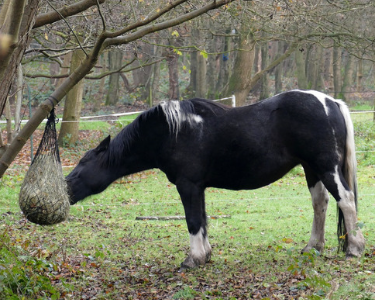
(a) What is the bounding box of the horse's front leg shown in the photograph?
[176,180,211,269]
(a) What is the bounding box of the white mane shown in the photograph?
[160,100,203,136]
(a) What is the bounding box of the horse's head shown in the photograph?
[66,136,113,204]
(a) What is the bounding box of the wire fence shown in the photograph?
[1,94,374,125]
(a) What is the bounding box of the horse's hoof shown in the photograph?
[301,243,324,254]
[346,239,365,258]
[180,255,203,269]
[178,265,188,273]
[346,249,363,259]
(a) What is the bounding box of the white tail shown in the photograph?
[334,99,357,200]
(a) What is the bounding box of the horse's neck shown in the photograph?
[109,129,159,178]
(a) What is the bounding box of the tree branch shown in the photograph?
[105,0,236,47]
[106,0,188,39]
[33,0,106,29]
[0,0,27,83]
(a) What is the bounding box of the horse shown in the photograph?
[66,89,365,269]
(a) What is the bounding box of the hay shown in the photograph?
[19,108,70,225]
[19,153,70,225]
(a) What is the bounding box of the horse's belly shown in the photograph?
[206,158,299,191]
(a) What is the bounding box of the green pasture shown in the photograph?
[1,109,375,299]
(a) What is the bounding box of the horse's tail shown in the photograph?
[336,99,357,252]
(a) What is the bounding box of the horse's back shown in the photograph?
[174,91,348,190]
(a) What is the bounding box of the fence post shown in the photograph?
[232,94,236,107]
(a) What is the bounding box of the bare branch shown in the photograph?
[106,0,188,39]
[34,0,106,28]
[45,0,89,56]
[105,0,236,47]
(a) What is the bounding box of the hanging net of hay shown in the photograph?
[19,109,70,225]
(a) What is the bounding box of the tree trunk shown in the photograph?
[0,0,38,116]
[105,49,122,106]
[295,49,308,89]
[333,46,342,98]
[185,27,198,98]
[140,44,154,105]
[341,52,354,102]
[315,45,324,91]
[226,31,255,106]
[260,42,270,100]
[5,99,12,143]
[49,61,60,87]
[93,54,106,112]
[357,58,363,93]
[196,53,207,98]
[150,44,163,106]
[254,45,261,74]
[323,48,334,92]
[14,63,23,136]
[274,41,284,94]
[56,52,72,88]
[206,30,216,99]
[186,49,198,98]
[305,45,319,89]
[215,29,233,97]
[58,49,86,147]
[167,51,180,100]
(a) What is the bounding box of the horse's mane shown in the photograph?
[160,98,230,135]
[106,98,229,165]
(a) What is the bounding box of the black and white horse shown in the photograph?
[66,90,365,268]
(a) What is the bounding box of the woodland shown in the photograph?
[0,0,375,175]
[2,1,375,299]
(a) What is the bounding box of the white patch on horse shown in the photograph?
[160,100,203,136]
[293,89,335,116]
[190,227,211,263]
[160,101,182,135]
[191,114,203,124]
[303,181,329,252]
[332,165,364,256]
[332,165,349,200]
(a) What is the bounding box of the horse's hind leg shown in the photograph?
[302,169,329,253]
[302,181,329,252]
[176,180,211,269]
[319,166,365,257]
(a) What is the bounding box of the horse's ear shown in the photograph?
[96,135,111,152]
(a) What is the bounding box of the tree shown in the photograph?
[0,0,36,114]
[226,26,255,107]
[105,49,123,106]
[58,48,86,146]
[0,0,237,177]
[259,42,270,100]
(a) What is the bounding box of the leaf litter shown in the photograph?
[2,127,375,299]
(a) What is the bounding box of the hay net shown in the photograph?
[19,109,70,225]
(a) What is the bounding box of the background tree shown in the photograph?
[0,0,237,177]
[58,48,86,146]
[2,0,375,178]
[105,49,123,106]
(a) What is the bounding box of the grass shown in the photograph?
[1,110,375,299]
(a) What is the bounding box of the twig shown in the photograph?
[46,0,89,56]
[136,215,231,221]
